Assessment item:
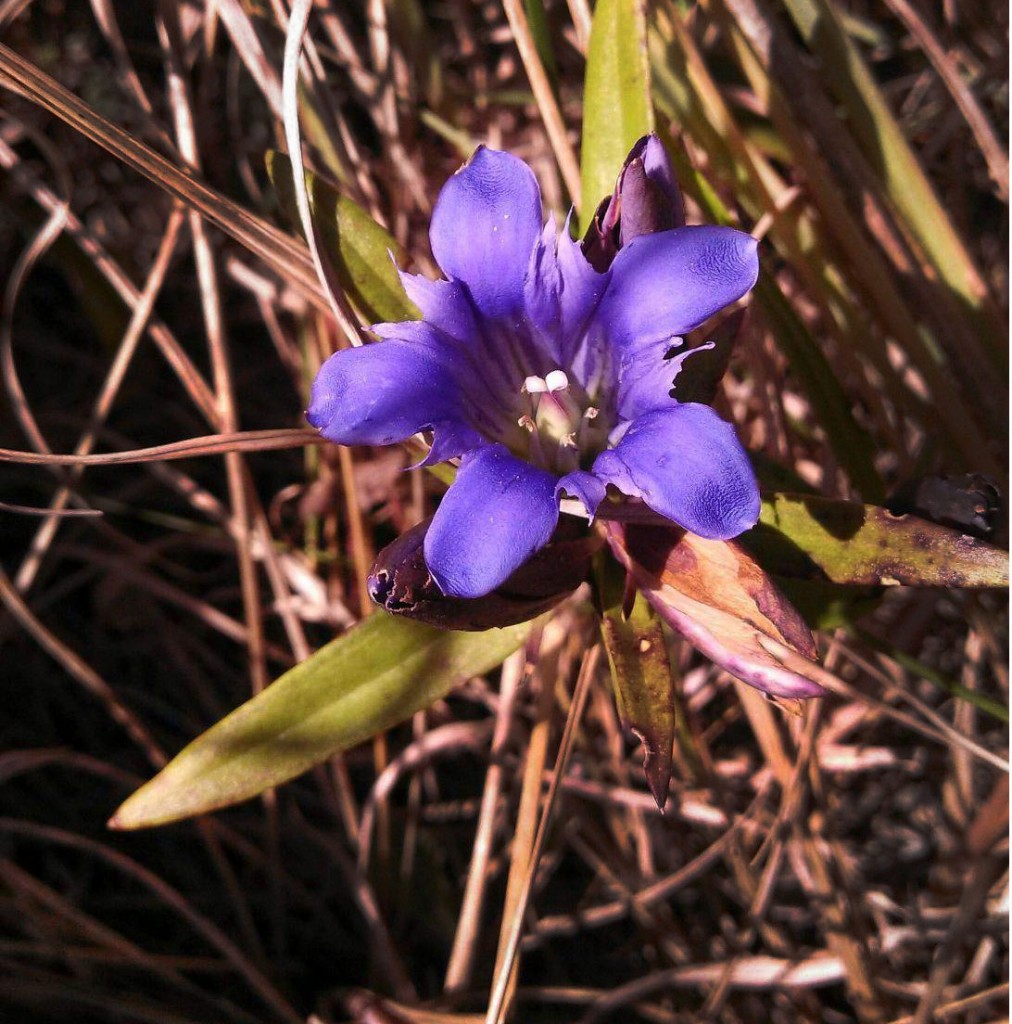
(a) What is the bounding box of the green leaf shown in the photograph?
[598,570,675,808]
[110,614,531,830]
[266,150,418,325]
[748,493,1010,588]
[580,0,653,226]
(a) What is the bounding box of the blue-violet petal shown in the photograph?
[307,338,466,446]
[596,226,758,352]
[398,272,478,344]
[424,444,561,598]
[593,404,760,540]
[429,147,543,320]
[556,469,607,520]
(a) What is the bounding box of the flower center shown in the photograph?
[512,368,609,473]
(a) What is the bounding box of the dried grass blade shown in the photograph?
[0,429,324,466]
[0,133,220,422]
[282,0,352,335]
[502,0,581,209]
[714,0,1007,442]
[654,10,987,462]
[159,0,271,697]
[444,649,526,992]
[486,645,601,1024]
[0,565,167,767]
[880,0,1008,202]
[0,42,325,309]
[0,819,303,1024]
[214,0,283,116]
[13,206,187,595]
[759,635,1009,772]
[781,0,1003,336]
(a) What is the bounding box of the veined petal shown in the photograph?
[593,405,760,540]
[422,421,487,465]
[424,444,560,598]
[523,219,564,361]
[307,339,467,447]
[618,313,743,420]
[430,147,543,320]
[596,227,758,352]
[525,218,609,367]
[555,224,609,353]
[370,319,521,440]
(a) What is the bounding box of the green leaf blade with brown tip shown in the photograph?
[750,493,1009,589]
[600,588,676,809]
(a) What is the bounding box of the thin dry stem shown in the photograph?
[487,643,602,1024]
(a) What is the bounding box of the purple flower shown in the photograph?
[308,144,761,599]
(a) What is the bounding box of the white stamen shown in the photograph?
[523,375,548,394]
[517,414,536,432]
[584,406,599,420]
[560,432,578,448]
[545,369,570,393]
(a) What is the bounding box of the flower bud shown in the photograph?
[369,517,601,631]
[582,134,685,272]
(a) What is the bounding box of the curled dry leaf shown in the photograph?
[604,520,825,700]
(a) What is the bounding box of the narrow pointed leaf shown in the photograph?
[749,493,1009,588]
[599,575,675,809]
[523,0,558,82]
[605,521,825,700]
[266,150,418,324]
[110,614,531,830]
[580,0,653,225]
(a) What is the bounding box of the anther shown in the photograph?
[523,375,548,394]
[545,369,570,393]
